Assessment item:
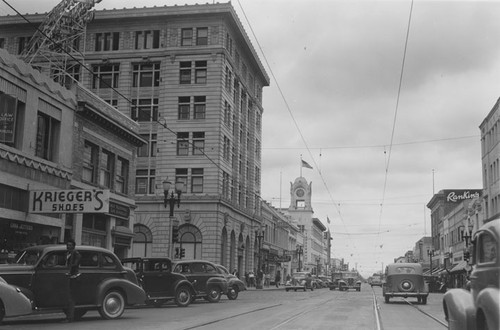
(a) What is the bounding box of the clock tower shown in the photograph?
[289,177,313,212]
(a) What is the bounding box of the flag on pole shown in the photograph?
[301,160,313,169]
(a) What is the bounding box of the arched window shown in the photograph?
[132,224,152,257]
[177,224,202,259]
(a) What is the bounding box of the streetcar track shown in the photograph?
[182,303,282,329]
[268,297,336,329]
[402,298,447,328]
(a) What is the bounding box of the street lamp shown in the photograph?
[163,180,184,217]
[427,249,435,276]
[296,245,303,272]
[256,230,265,290]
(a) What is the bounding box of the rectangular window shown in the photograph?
[18,36,31,54]
[196,28,208,46]
[137,133,157,157]
[135,30,160,49]
[224,101,231,127]
[195,61,207,84]
[95,32,119,51]
[175,169,188,193]
[0,93,20,147]
[99,150,114,188]
[178,96,190,120]
[177,132,189,156]
[131,98,159,122]
[135,169,155,195]
[223,136,230,161]
[222,172,230,199]
[192,132,205,155]
[35,112,59,161]
[92,64,119,89]
[179,61,191,84]
[181,28,193,46]
[115,157,129,194]
[191,168,204,193]
[83,141,98,183]
[132,63,160,87]
[193,96,206,119]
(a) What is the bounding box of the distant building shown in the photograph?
[480,97,500,223]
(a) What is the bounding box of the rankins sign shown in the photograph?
[29,189,110,214]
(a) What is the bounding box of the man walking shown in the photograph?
[65,239,81,322]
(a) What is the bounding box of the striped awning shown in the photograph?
[423,267,443,276]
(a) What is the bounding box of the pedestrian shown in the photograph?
[264,272,270,287]
[275,271,281,288]
[64,238,81,322]
[245,271,250,287]
[232,268,239,278]
[249,271,255,287]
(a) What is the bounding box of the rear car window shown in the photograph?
[80,251,99,267]
[478,232,497,264]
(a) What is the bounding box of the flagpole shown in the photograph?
[300,155,303,177]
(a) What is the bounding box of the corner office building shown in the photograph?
[0,2,270,272]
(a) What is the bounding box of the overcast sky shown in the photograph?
[2,0,499,277]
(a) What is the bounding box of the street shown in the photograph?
[2,284,447,330]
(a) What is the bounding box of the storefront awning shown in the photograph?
[450,261,468,273]
[423,267,443,276]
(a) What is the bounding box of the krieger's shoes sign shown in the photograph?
[29,189,110,213]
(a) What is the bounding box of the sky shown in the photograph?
[2,0,499,278]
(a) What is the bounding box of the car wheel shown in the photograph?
[175,286,192,307]
[206,287,221,303]
[227,286,239,300]
[99,290,125,320]
[385,296,390,303]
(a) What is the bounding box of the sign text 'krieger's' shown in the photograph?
[29,189,110,214]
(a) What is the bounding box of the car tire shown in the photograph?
[227,286,239,300]
[175,286,192,307]
[206,287,221,303]
[98,290,125,320]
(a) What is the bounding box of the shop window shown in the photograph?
[0,93,23,149]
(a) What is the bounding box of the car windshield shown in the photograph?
[14,250,41,265]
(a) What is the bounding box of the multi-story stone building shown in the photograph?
[0,47,144,261]
[0,2,270,275]
[480,97,500,223]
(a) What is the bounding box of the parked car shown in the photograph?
[0,276,33,323]
[370,274,383,287]
[338,277,362,291]
[121,257,195,307]
[285,272,315,292]
[383,263,428,304]
[172,260,228,303]
[0,245,146,320]
[443,218,499,330]
[214,265,246,300]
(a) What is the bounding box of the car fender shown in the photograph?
[174,279,196,294]
[0,280,33,318]
[207,277,228,294]
[476,287,500,330]
[443,289,476,330]
[96,277,146,306]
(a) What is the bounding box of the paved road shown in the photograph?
[1,284,447,330]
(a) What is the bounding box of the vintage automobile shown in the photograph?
[370,274,383,287]
[121,257,195,307]
[172,260,228,303]
[383,262,429,304]
[338,277,362,291]
[443,218,499,330]
[0,276,33,323]
[214,264,246,300]
[0,245,146,320]
[285,272,315,292]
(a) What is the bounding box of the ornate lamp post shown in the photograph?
[256,230,265,289]
[296,245,303,272]
[163,180,184,217]
[460,221,474,262]
[427,249,435,276]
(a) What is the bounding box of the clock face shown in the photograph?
[296,188,305,197]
